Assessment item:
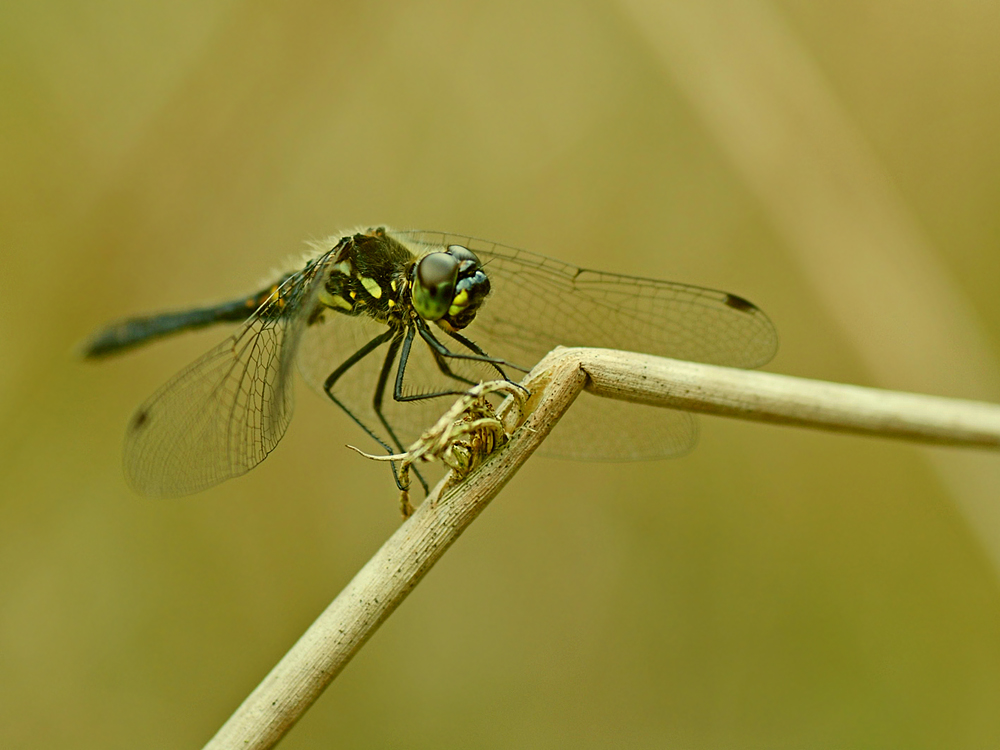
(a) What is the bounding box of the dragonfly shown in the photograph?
[83,227,778,499]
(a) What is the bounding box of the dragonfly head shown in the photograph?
[411,245,490,330]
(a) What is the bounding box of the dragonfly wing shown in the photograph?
[123,255,333,498]
[397,230,777,460]
[535,391,697,461]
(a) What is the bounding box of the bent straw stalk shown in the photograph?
[204,348,1000,749]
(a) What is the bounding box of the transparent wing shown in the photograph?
[123,253,333,498]
[396,230,779,461]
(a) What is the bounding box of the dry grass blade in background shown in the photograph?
[616,0,1000,573]
[203,347,1000,749]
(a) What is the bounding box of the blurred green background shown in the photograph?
[3,1,1000,747]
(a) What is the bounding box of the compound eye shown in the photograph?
[447,244,481,266]
[413,252,459,321]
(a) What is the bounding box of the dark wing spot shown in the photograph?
[724,293,756,313]
[130,409,150,430]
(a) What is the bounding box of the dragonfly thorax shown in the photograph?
[311,231,489,333]
[314,231,415,327]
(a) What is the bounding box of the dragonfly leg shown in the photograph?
[393,324,470,403]
[323,329,415,491]
[443,331,531,400]
[413,317,519,378]
[412,320,531,400]
[370,333,430,494]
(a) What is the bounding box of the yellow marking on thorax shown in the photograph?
[360,276,382,299]
[319,288,353,311]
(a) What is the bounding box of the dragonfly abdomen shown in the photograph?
[81,290,279,358]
